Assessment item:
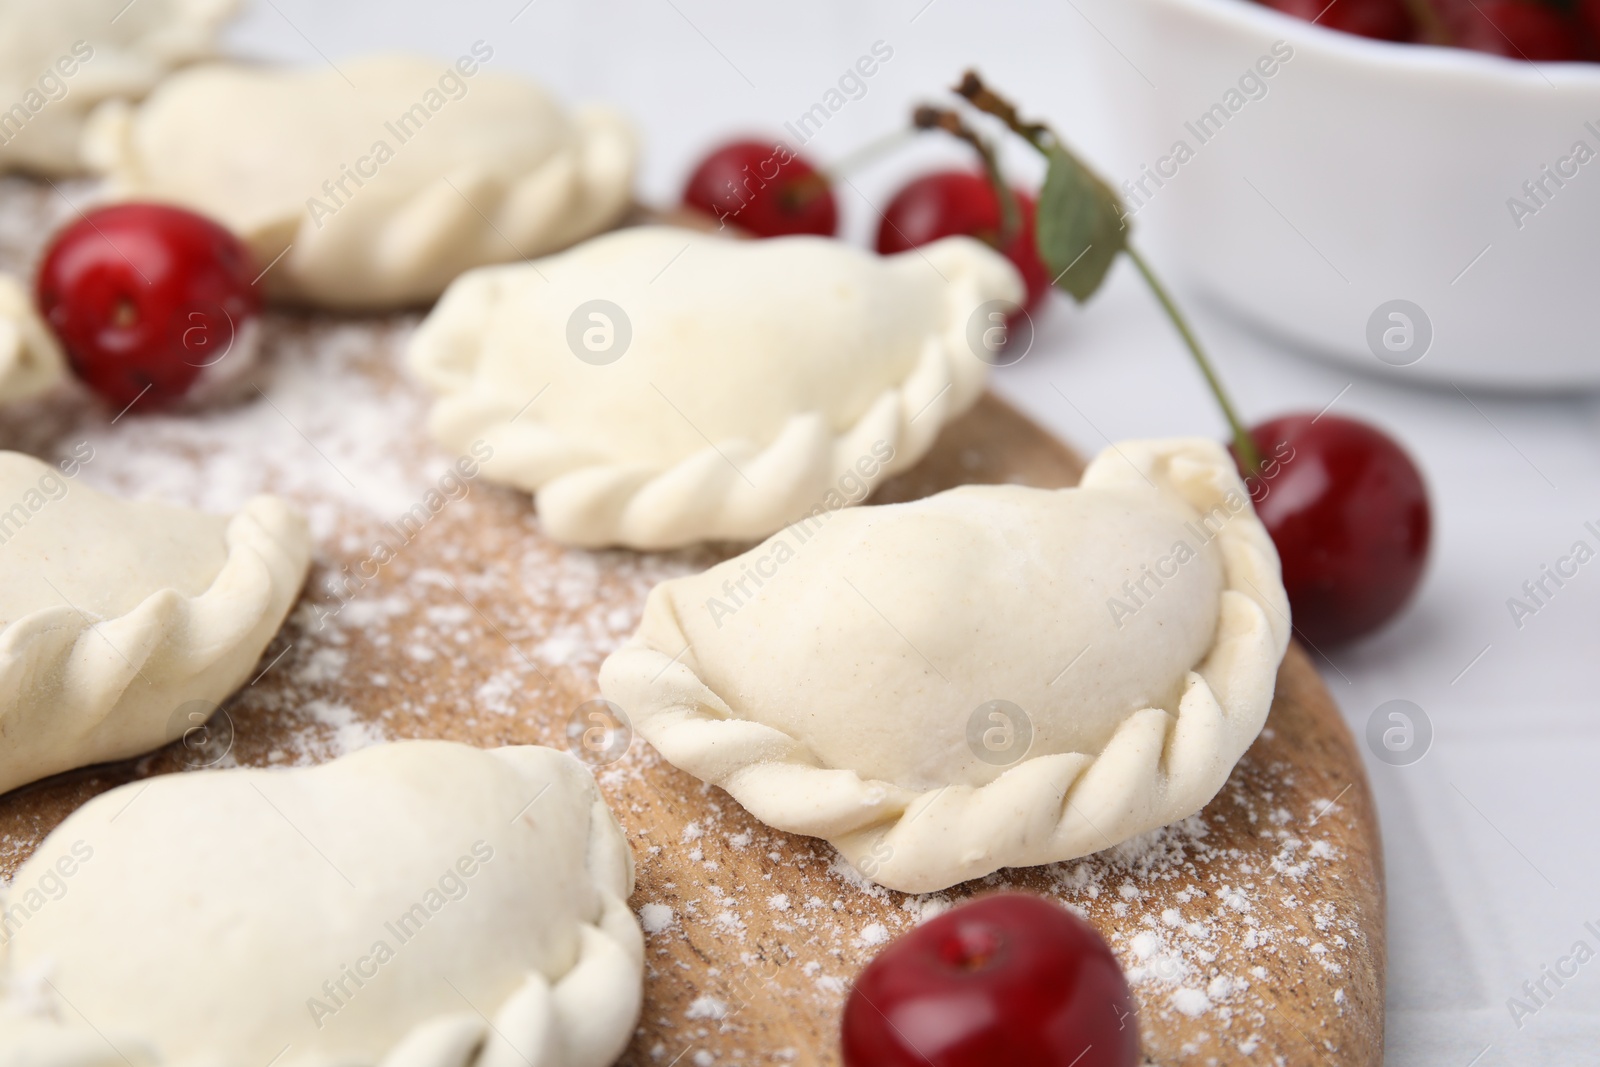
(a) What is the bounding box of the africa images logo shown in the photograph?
[304,42,496,229]
[304,840,495,1029]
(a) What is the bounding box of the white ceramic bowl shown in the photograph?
[1092,0,1600,389]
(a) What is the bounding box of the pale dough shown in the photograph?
[0,741,643,1067]
[82,53,637,309]
[0,274,63,405]
[408,226,1023,549]
[0,451,310,795]
[601,438,1292,893]
[0,0,235,175]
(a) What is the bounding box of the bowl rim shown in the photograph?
[1142,0,1600,87]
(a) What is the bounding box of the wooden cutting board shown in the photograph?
[0,180,1383,1066]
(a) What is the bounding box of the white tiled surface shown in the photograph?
[231,3,1600,1062]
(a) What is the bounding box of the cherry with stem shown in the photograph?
[910,105,1022,250]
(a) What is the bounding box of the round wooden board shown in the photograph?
[0,181,1383,1066]
[0,391,1384,1067]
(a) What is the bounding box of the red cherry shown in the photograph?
[36,203,259,410]
[1259,0,1414,41]
[876,171,1052,312]
[1440,0,1583,59]
[682,139,838,238]
[1236,414,1431,648]
[841,894,1139,1067]
[1584,0,1600,46]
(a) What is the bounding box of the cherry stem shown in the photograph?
[1402,0,1451,43]
[956,68,1263,474]
[1126,245,1262,473]
[912,105,1021,247]
[955,71,1053,154]
[820,127,918,186]
[788,128,918,206]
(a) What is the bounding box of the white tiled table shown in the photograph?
[231,3,1600,1062]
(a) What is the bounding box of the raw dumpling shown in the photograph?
[0,0,235,175]
[0,741,643,1067]
[0,274,63,404]
[82,52,636,309]
[407,226,1023,549]
[0,452,310,795]
[601,438,1292,893]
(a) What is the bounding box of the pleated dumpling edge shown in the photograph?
[600,437,1291,892]
[407,226,1025,550]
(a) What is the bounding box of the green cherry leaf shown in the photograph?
[1035,144,1129,303]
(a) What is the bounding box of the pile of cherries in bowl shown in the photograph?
[1258,0,1600,60]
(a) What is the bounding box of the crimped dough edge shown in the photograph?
[0,493,311,796]
[0,743,644,1067]
[408,235,1020,550]
[600,438,1293,893]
